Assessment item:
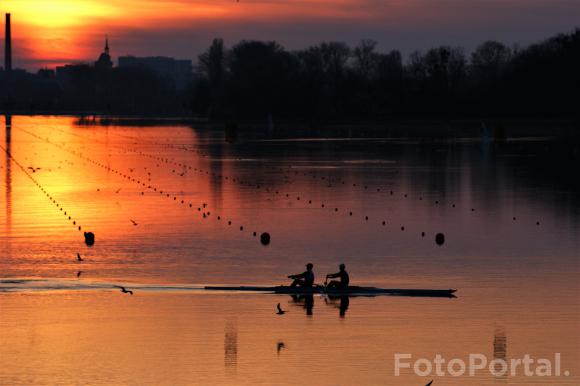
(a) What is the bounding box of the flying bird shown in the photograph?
[77,271,82,278]
[276,303,286,315]
[130,219,138,226]
[76,253,83,262]
[277,341,285,353]
[115,286,134,295]
[425,381,433,386]
[115,188,122,193]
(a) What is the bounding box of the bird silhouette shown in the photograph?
[277,341,285,353]
[76,253,83,262]
[425,381,433,386]
[76,271,82,278]
[115,188,122,193]
[115,286,134,295]
[276,303,286,315]
[130,219,138,226]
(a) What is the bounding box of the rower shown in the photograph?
[288,263,315,287]
[326,263,349,290]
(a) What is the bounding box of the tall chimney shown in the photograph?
[5,13,11,72]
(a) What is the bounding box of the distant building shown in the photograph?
[95,37,113,70]
[118,56,193,89]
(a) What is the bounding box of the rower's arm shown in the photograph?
[326,272,339,278]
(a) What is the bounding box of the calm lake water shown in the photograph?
[1,115,579,385]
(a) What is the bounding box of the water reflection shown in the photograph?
[224,319,238,370]
[288,294,351,318]
[493,327,508,381]
[0,116,578,385]
[290,294,314,316]
[323,296,350,318]
[3,115,11,238]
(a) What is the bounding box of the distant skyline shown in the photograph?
[2,0,579,70]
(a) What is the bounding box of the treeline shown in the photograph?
[1,29,578,119]
[192,29,579,121]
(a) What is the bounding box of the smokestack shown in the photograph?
[5,13,11,72]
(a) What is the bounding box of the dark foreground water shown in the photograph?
[1,116,578,385]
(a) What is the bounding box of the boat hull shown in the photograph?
[204,285,457,298]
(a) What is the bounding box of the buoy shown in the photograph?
[84,232,95,246]
[260,232,271,246]
[401,226,405,231]
[435,233,445,246]
[421,232,425,237]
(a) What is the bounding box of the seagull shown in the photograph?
[276,303,286,315]
[115,188,122,193]
[130,219,138,226]
[77,253,83,262]
[115,286,134,295]
[277,341,285,353]
[77,271,82,278]
[425,381,433,386]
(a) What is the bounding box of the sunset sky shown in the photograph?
[2,0,579,70]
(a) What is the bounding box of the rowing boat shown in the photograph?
[204,285,457,298]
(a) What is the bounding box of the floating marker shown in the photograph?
[260,232,271,246]
[435,233,445,246]
[84,232,95,246]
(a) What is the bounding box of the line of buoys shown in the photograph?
[0,143,92,245]
[18,127,271,246]
[47,126,542,249]
[131,149,464,243]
